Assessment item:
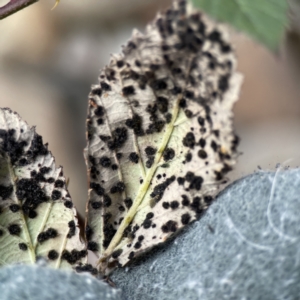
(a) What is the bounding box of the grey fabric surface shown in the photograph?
[0,265,122,300]
[111,169,300,300]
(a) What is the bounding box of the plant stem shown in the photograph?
[0,0,39,20]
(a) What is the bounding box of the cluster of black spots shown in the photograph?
[16,178,47,214]
[145,103,166,134]
[156,96,169,113]
[165,113,172,124]
[129,152,139,164]
[100,156,111,168]
[91,201,102,210]
[85,225,93,241]
[19,243,28,251]
[163,148,175,161]
[125,114,144,136]
[161,220,177,233]
[100,82,111,91]
[185,172,203,190]
[170,201,179,209]
[162,202,169,209]
[185,152,192,162]
[103,223,117,248]
[184,110,193,118]
[107,127,128,150]
[64,200,73,209]
[181,213,191,225]
[67,220,76,238]
[27,133,49,160]
[181,195,190,206]
[8,224,21,236]
[0,129,28,165]
[146,156,154,168]
[9,204,20,213]
[87,241,99,251]
[122,85,135,96]
[90,182,105,196]
[62,249,87,265]
[150,175,176,203]
[37,228,58,243]
[28,210,37,218]
[124,197,133,209]
[198,149,207,159]
[75,263,98,276]
[40,167,51,174]
[182,132,195,148]
[190,197,204,216]
[231,134,239,152]
[177,177,185,185]
[51,190,61,200]
[110,181,125,194]
[54,180,64,188]
[128,252,135,259]
[48,249,59,260]
[199,138,206,148]
[18,158,28,166]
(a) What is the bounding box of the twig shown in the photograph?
[0,0,39,20]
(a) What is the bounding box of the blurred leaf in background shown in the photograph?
[191,0,289,51]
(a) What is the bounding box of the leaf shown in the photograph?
[85,0,242,274]
[0,108,86,269]
[191,0,289,51]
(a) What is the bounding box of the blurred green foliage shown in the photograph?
[191,0,289,51]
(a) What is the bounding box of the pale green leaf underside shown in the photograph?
[191,0,289,50]
[0,108,86,269]
[86,1,242,275]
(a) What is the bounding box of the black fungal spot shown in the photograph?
[67,220,76,238]
[51,190,61,200]
[150,176,175,203]
[100,82,111,91]
[112,249,123,259]
[151,79,167,91]
[218,75,229,92]
[138,235,144,242]
[9,204,20,213]
[156,96,168,113]
[99,135,111,142]
[97,118,104,125]
[161,220,177,233]
[110,181,125,194]
[90,182,105,196]
[61,249,87,265]
[47,177,55,184]
[0,229,3,237]
[87,241,99,251]
[119,205,125,212]
[124,198,133,209]
[181,213,191,225]
[40,167,51,174]
[111,164,118,170]
[103,194,112,207]
[116,153,123,160]
[184,90,194,99]
[48,250,59,260]
[198,149,207,159]
[19,243,28,251]
[211,140,218,152]
[85,225,93,241]
[143,219,152,229]
[28,210,37,218]
[181,195,190,206]
[92,87,102,97]
[64,200,73,208]
[146,156,154,168]
[177,177,185,185]
[145,146,156,156]
[162,202,169,209]
[129,152,139,164]
[0,185,13,200]
[117,60,124,68]
[103,223,117,248]
[163,148,175,161]
[100,156,111,168]
[185,152,192,162]
[165,113,172,124]
[197,116,205,126]
[199,138,206,148]
[185,110,193,118]
[182,132,195,148]
[146,212,154,219]
[54,180,64,188]
[204,195,213,205]
[128,252,135,259]
[179,98,186,108]
[122,85,135,96]
[75,264,98,276]
[134,242,142,249]
[170,201,179,209]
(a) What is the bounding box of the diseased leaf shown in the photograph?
[191,0,289,51]
[0,108,86,269]
[85,0,242,274]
